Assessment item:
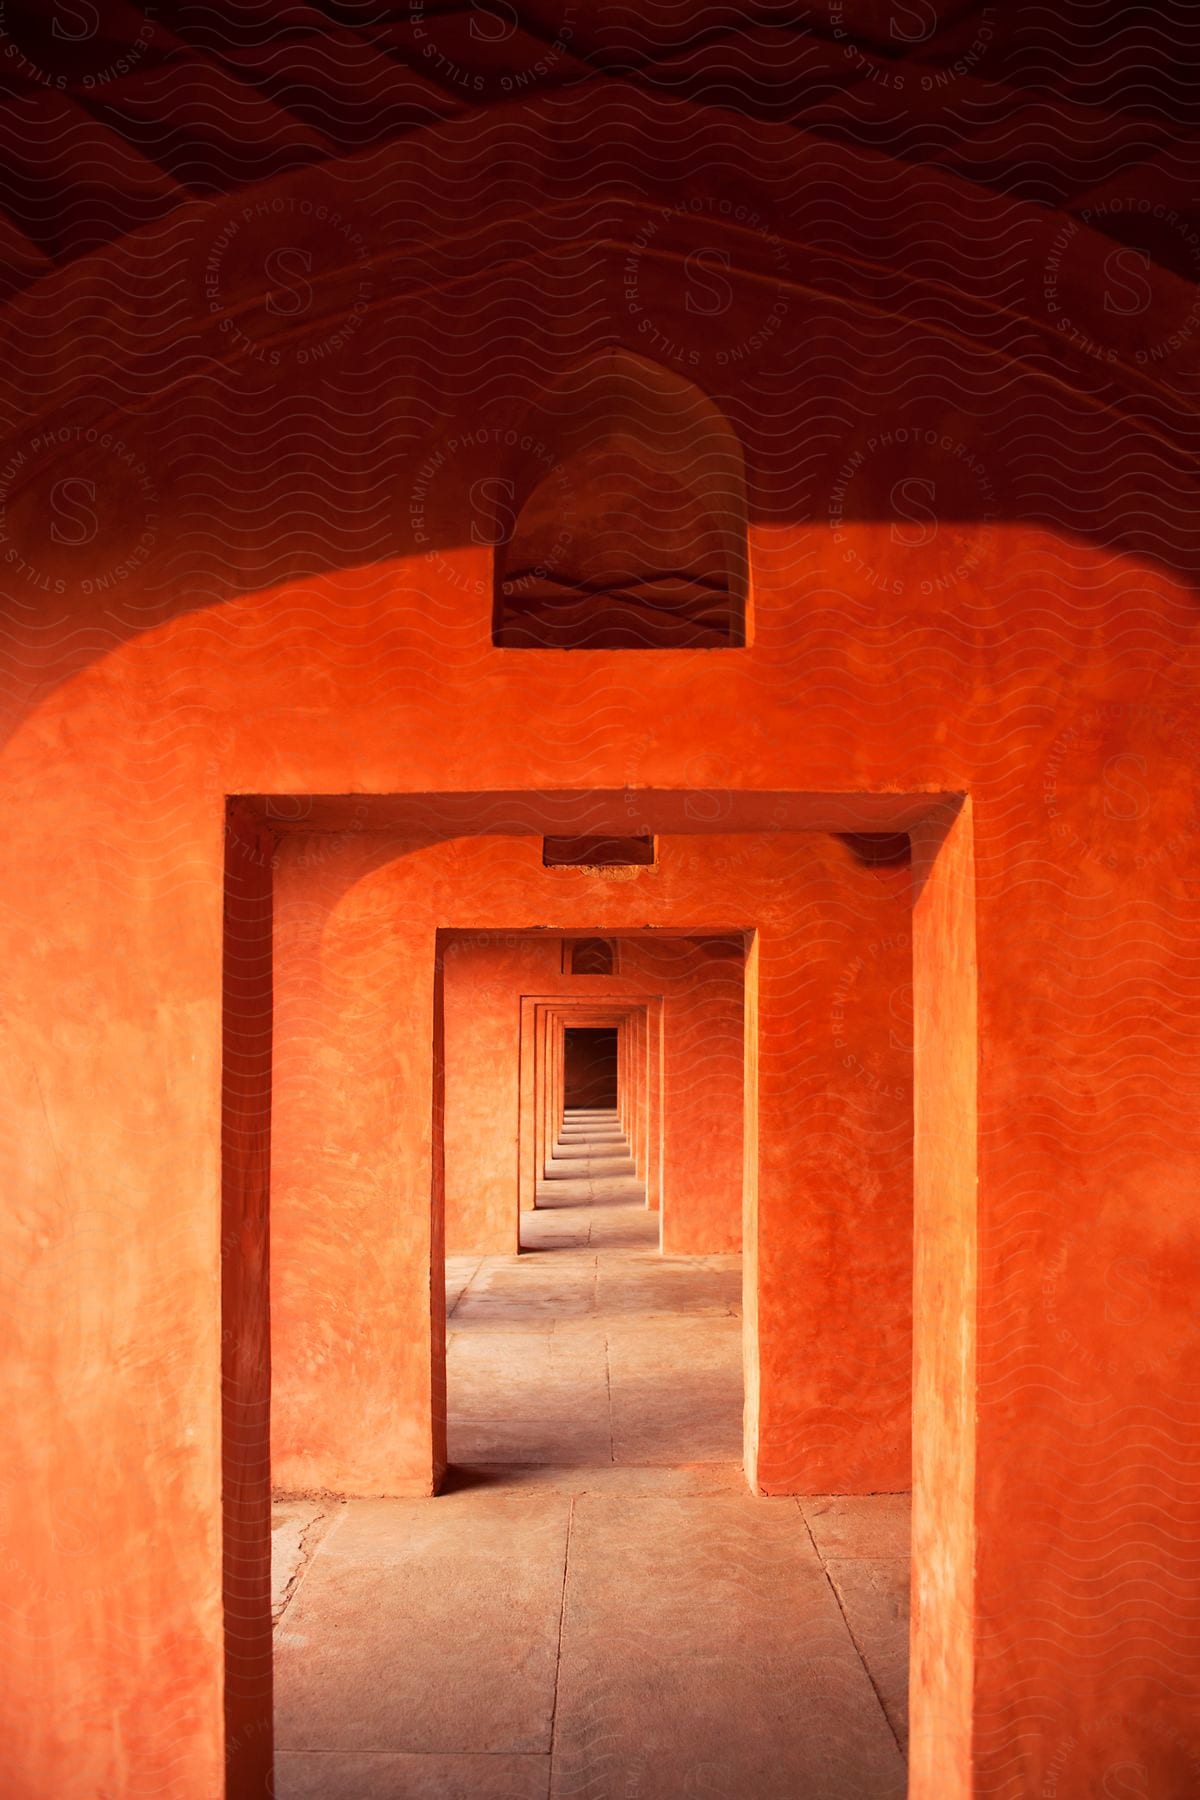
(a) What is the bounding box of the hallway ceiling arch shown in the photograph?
[0,1,1195,296]
[0,3,1197,723]
[0,1,1197,290]
[2,51,1197,499]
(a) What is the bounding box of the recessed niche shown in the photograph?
[542,835,656,868]
[493,350,747,649]
[565,937,617,975]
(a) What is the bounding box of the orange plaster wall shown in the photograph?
[749,835,914,1495]
[270,839,441,1497]
[4,136,1199,1799]
[441,934,549,1252]
[268,838,911,1506]
[908,802,976,1798]
[7,564,1198,1800]
[623,935,746,1255]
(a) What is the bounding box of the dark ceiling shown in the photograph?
[0,1,1196,298]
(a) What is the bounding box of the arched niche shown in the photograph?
[566,938,617,976]
[493,350,748,649]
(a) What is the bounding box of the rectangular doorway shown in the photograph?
[440,940,745,1473]
[518,994,665,1230]
[225,788,971,1800]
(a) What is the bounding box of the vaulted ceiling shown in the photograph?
[0,0,1197,301]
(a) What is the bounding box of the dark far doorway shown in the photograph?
[562,1026,619,1111]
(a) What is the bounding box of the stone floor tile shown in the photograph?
[550,1495,905,1800]
[443,1463,752,1496]
[594,1264,739,1317]
[608,1377,744,1464]
[448,1415,611,1465]
[274,1751,551,1799]
[445,1256,483,1313]
[606,1315,742,1365]
[277,1116,910,1791]
[275,1494,569,1755]
[520,1226,586,1251]
[586,1219,660,1251]
[272,1501,335,1622]
[447,1383,610,1423]
[802,1493,912,1560]
[825,1558,910,1752]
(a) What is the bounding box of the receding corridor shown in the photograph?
[271,1111,910,1798]
[449,1106,743,1466]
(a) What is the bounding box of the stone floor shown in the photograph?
[273,1109,910,1798]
